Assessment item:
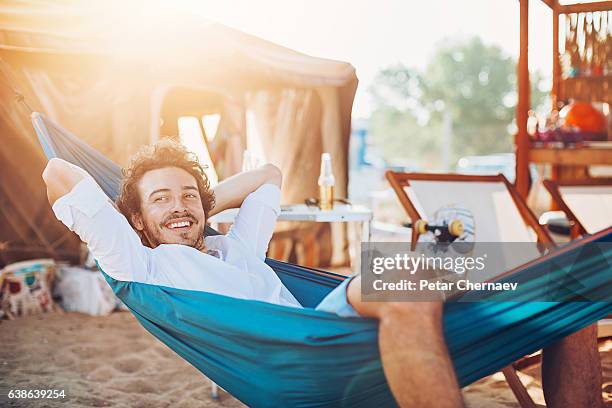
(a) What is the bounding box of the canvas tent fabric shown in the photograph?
[0,0,358,268]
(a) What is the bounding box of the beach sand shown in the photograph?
[0,311,610,407]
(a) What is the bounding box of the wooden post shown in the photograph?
[515,0,530,198]
[551,0,560,109]
[550,1,562,207]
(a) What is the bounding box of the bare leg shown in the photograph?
[542,324,602,408]
[346,276,464,408]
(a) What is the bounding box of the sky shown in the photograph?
[174,0,555,119]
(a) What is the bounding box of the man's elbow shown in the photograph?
[42,158,85,205]
[42,158,65,185]
[262,163,282,187]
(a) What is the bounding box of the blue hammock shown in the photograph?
[32,112,612,407]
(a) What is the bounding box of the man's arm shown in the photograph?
[42,158,149,282]
[209,164,282,217]
[42,158,88,206]
[212,164,282,260]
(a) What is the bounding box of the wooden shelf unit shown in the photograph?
[529,144,612,165]
[515,1,612,198]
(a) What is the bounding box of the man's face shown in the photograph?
[132,167,206,248]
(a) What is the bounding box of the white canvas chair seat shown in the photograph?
[556,185,612,234]
[407,181,537,242]
[389,174,547,276]
[544,179,612,237]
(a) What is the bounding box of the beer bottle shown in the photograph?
[318,153,335,210]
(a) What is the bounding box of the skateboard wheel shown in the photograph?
[448,219,464,237]
[415,219,428,234]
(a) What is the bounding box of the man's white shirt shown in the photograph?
[52,176,302,308]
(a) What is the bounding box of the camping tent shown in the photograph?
[0,0,358,268]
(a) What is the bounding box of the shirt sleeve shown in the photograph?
[228,183,281,260]
[52,176,149,282]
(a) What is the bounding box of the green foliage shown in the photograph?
[369,108,443,171]
[369,36,549,170]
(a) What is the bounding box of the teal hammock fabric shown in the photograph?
[32,112,612,407]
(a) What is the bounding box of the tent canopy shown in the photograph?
[0,0,357,267]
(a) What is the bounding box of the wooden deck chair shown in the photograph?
[543,178,612,339]
[384,171,577,408]
[543,178,612,239]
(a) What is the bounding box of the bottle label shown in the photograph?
[319,185,334,210]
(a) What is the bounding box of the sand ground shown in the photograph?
[0,311,610,407]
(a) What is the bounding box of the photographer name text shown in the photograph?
[372,279,518,292]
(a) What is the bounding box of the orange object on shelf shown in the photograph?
[559,101,607,133]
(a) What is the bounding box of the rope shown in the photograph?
[14,90,34,113]
[0,57,34,113]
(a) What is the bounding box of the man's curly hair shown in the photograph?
[116,140,215,236]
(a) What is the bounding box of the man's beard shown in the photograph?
[142,212,205,250]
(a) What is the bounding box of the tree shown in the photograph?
[369,36,549,170]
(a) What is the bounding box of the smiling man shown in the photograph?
[43,140,465,408]
[43,140,301,306]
